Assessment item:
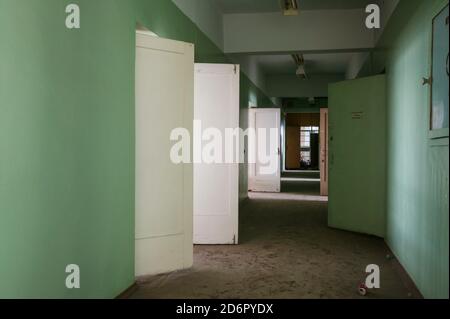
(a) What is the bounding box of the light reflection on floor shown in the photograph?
[249,191,328,202]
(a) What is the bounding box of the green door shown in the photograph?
[328,75,386,237]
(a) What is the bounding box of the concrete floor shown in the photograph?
[131,172,421,299]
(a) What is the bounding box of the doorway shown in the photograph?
[248,108,281,193]
[285,113,320,171]
[281,112,325,198]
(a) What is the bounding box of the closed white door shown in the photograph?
[135,31,194,276]
[194,64,240,245]
[248,108,281,193]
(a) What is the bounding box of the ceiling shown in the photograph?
[215,1,374,77]
[256,53,354,75]
[207,0,387,92]
[213,0,374,14]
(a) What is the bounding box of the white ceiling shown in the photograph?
[255,53,354,75]
[213,0,374,14]
[210,0,382,77]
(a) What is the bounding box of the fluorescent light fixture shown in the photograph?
[296,65,306,77]
[281,0,299,16]
[292,54,307,79]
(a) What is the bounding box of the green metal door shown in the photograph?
[328,75,386,237]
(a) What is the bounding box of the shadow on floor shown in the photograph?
[131,177,421,299]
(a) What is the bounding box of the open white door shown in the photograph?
[320,108,329,196]
[135,31,194,276]
[194,64,240,245]
[248,108,281,193]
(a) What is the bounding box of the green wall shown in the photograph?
[369,0,449,299]
[328,75,387,238]
[0,0,273,298]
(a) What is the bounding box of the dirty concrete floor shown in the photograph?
[131,172,421,299]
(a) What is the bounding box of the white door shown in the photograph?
[320,108,329,196]
[135,31,194,277]
[194,64,240,245]
[248,108,281,193]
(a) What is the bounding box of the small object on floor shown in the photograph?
[358,283,368,296]
[386,254,394,260]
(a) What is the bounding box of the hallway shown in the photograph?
[0,0,447,301]
[131,177,420,299]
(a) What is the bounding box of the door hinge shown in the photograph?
[232,234,236,245]
[234,65,237,74]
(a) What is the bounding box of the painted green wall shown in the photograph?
[0,0,273,298]
[360,0,449,298]
[328,75,387,238]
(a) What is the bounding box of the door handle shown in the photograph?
[422,76,432,86]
